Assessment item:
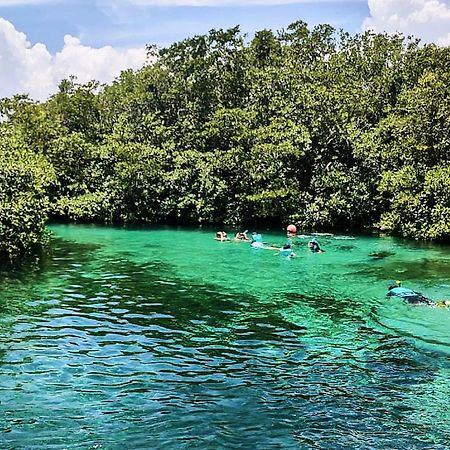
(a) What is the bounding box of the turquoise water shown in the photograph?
[1,224,450,449]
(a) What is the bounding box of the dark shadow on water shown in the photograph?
[350,258,450,284]
[0,238,103,318]
[284,291,366,322]
[1,235,307,353]
[2,230,450,449]
[369,250,396,260]
[336,244,356,252]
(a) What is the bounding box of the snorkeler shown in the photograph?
[279,240,296,257]
[386,281,450,307]
[308,237,323,253]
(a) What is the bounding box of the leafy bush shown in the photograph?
[0,129,55,258]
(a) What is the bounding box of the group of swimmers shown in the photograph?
[215,230,249,242]
[216,227,449,307]
[215,225,324,257]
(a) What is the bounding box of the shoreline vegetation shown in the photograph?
[1,20,450,259]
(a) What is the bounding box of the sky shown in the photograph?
[0,0,450,101]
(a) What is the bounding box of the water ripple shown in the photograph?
[1,229,450,449]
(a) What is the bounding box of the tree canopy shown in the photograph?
[1,21,450,257]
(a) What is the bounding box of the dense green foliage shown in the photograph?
[1,21,450,256]
[0,113,55,258]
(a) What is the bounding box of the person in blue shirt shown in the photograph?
[279,239,296,257]
[250,231,264,248]
[387,281,449,306]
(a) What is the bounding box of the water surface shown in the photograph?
[1,225,450,449]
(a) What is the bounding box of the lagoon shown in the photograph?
[1,224,450,449]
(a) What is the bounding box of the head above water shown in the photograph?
[286,224,297,234]
[388,280,402,290]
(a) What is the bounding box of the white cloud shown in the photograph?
[363,0,450,45]
[0,17,147,101]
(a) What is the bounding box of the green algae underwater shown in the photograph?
[1,224,450,449]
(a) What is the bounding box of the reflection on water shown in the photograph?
[0,224,449,449]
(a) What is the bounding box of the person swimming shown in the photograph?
[279,240,296,257]
[386,281,449,307]
[234,230,249,241]
[308,237,323,253]
[250,231,264,248]
[215,231,229,242]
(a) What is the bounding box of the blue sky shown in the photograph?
[1,0,369,52]
[0,0,449,100]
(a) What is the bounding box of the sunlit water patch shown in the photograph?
[0,224,449,449]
